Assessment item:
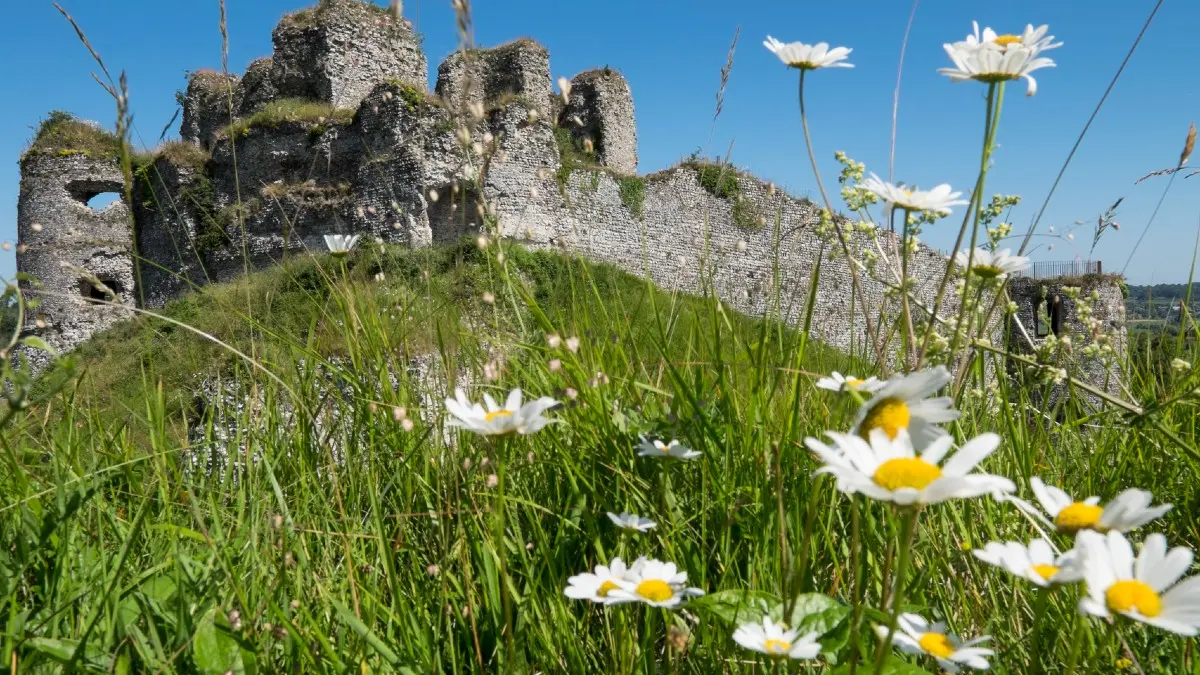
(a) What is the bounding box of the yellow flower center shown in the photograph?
[484,410,513,422]
[1032,564,1059,581]
[635,579,675,603]
[972,264,1004,279]
[918,632,955,659]
[993,34,1023,47]
[790,60,818,70]
[1054,502,1104,534]
[1106,580,1161,617]
[763,638,792,655]
[859,398,911,440]
[846,377,863,389]
[872,457,942,492]
[597,580,619,597]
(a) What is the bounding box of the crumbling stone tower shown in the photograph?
[16,115,135,363]
[560,68,637,174]
[269,0,426,109]
[180,70,239,150]
[435,39,553,116]
[1006,274,1127,411]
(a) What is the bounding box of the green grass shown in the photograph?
[21,110,127,164]
[6,231,1199,673]
[222,98,355,139]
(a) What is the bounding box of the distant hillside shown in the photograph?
[1125,282,1200,323]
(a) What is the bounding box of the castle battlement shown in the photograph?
[17,0,1091,384]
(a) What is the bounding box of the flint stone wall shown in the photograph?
[180,71,239,150]
[561,69,637,174]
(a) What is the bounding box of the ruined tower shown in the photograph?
[16,115,135,364]
[560,68,637,174]
[179,70,239,150]
[269,0,426,109]
[434,39,553,117]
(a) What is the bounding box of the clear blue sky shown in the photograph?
[2,0,1197,284]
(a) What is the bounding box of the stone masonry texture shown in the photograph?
[15,0,1125,395]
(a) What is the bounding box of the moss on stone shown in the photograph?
[279,0,393,29]
[684,160,764,229]
[382,80,435,113]
[155,141,211,171]
[617,176,645,217]
[553,125,599,194]
[222,98,354,138]
[22,111,127,164]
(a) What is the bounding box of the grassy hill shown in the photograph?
[3,239,1199,673]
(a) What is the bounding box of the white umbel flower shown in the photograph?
[1014,478,1173,535]
[878,613,993,672]
[939,22,1060,96]
[805,430,1015,506]
[851,367,960,448]
[607,512,657,532]
[816,371,884,394]
[973,538,1084,587]
[637,436,701,460]
[763,36,853,70]
[732,617,822,660]
[859,173,968,216]
[954,248,1030,279]
[607,558,704,609]
[564,557,636,604]
[324,233,360,257]
[1077,531,1200,636]
[444,388,558,436]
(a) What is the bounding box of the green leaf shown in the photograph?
[772,593,850,637]
[829,655,933,674]
[193,607,247,675]
[25,637,113,672]
[330,597,401,666]
[19,335,54,354]
[688,589,777,625]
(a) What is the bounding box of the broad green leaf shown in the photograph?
[829,655,933,674]
[688,589,777,625]
[193,607,246,675]
[24,637,113,672]
[771,593,850,637]
[19,335,54,353]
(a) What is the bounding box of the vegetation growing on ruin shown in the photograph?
[552,124,601,194]
[616,175,645,217]
[279,0,393,29]
[382,80,434,114]
[685,159,763,229]
[222,98,354,139]
[21,110,127,164]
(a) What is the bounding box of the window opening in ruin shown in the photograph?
[1049,295,1064,336]
[79,277,122,302]
[85,192,122,210]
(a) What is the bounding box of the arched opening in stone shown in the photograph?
[1049,295,1065,336]
[1032,297,1048,338]
[66,179,125,212]
[85,192,122,210]
[79,276,122,302]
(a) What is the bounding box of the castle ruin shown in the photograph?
[14,0,1124,391]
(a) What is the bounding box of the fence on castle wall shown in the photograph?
[1014,260,1102,279]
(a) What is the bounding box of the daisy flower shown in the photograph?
[878,613,993,672]
[973,538,1084,587]
[607,558,704,609]
[607,512,657,533]
[444,388,558,436]
[763,36,853,70]
[732,617,822,660]
[851,367,960,447]
[858,173,968,216]
[324,233,360,257]
[1015,478,1173,535]
[805,430,1015,506]
[954,248,1030,279]
[939,22,1060,95]
[564,556,636,604]
[816,371,884,394]
[637,436,701,460]
[1077,531,1200,636]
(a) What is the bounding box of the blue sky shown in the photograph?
[1,0,1197,284]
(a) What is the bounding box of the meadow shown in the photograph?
[3,2,1200,673]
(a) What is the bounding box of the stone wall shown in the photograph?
[1007,276,1127,411]
[18,0,1112,392]
[16,153,135,365]
[180,70,239,150]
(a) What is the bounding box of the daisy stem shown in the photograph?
[947,83,1007,373]
[774,442,790,604]
[872,508,919,675]
[797,68,886,370]
[1029,586,1052,674]
[494,440,516,666]
[847,496,864,674]
[898,207,916,370]
[1063,615,1087,674]
[916,81,1003,369]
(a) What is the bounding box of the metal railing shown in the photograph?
[1014,260,1103,279]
